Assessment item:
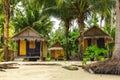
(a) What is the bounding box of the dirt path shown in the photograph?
[0,62,120,80]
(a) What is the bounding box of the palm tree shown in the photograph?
[71,0,91,60]
[46,0,74,60]
[57,2,75,60]
[112,0,120,61]
[2,0,10,61]
[91,0,115,27]
[83,0,120,74]
[11,1,53,38]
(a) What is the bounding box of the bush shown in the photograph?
[46,52,51,61]
[0,52,3,62]
[82,45,108,65]
[46,57,51,61]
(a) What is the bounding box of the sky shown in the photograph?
[50,17,61,32]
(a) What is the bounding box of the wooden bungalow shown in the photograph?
[11,27,47,61]
[48,42,64,60]
[75,26,112,50]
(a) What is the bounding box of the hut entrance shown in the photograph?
[27,41,40,57]
[20,40,26,56]
[87,39,92,46]
[97,38,105,48]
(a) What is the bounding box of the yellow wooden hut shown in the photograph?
[75,26,112,50]
[48,42,64,60]
[11,27,47,61]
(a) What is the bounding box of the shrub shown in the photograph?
[82,45,108,65]
[0,52,3,62]
[46,52,51,61]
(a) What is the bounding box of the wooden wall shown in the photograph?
[18,40,47,59]
[92,38,97,45]
[51,50,55,58]
[42,41,47,58]
[50,50,64,60]
[84,38,107,50]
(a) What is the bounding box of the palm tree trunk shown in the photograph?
[78,13,84,60]
[83,0,120,74]
[2,0,10,61]
[65,21,70,60]
[112,0,120,61]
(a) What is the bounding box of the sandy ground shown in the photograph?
[0,61,120,80]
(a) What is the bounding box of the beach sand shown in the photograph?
[0,61,120,80]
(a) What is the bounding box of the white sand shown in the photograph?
[0,61,120,80]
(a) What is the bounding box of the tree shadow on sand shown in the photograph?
[0,63,19,72]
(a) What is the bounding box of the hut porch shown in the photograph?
[11,27,47,61]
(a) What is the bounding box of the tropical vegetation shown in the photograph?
[1,0,120,75]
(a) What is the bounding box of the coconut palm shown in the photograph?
[83,0,120,74]
[70,0,91,60]
[112,0,120,61]
[2,0,10,61]
[0,0,20,61]
[45,0,75,60]
[91,0,115,27]
[11,1,53,38]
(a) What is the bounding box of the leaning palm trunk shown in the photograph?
[83,0,120,74]
[111,0,120,61]
[78,13,84,60]
[2,0,10,61]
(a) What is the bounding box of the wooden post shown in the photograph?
[14,41,17,58]
[45,42,47,60]
[40,41,42,61]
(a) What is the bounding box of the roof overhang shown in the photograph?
[11,26,46,41]
[48,47,63,50]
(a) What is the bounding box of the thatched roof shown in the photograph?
[11,27,46,41]
[75,26,112,43]
[84,26,111,38]
[48,42,63,50]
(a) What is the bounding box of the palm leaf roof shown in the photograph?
[11,26,46,41]
[75,25,112,43]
